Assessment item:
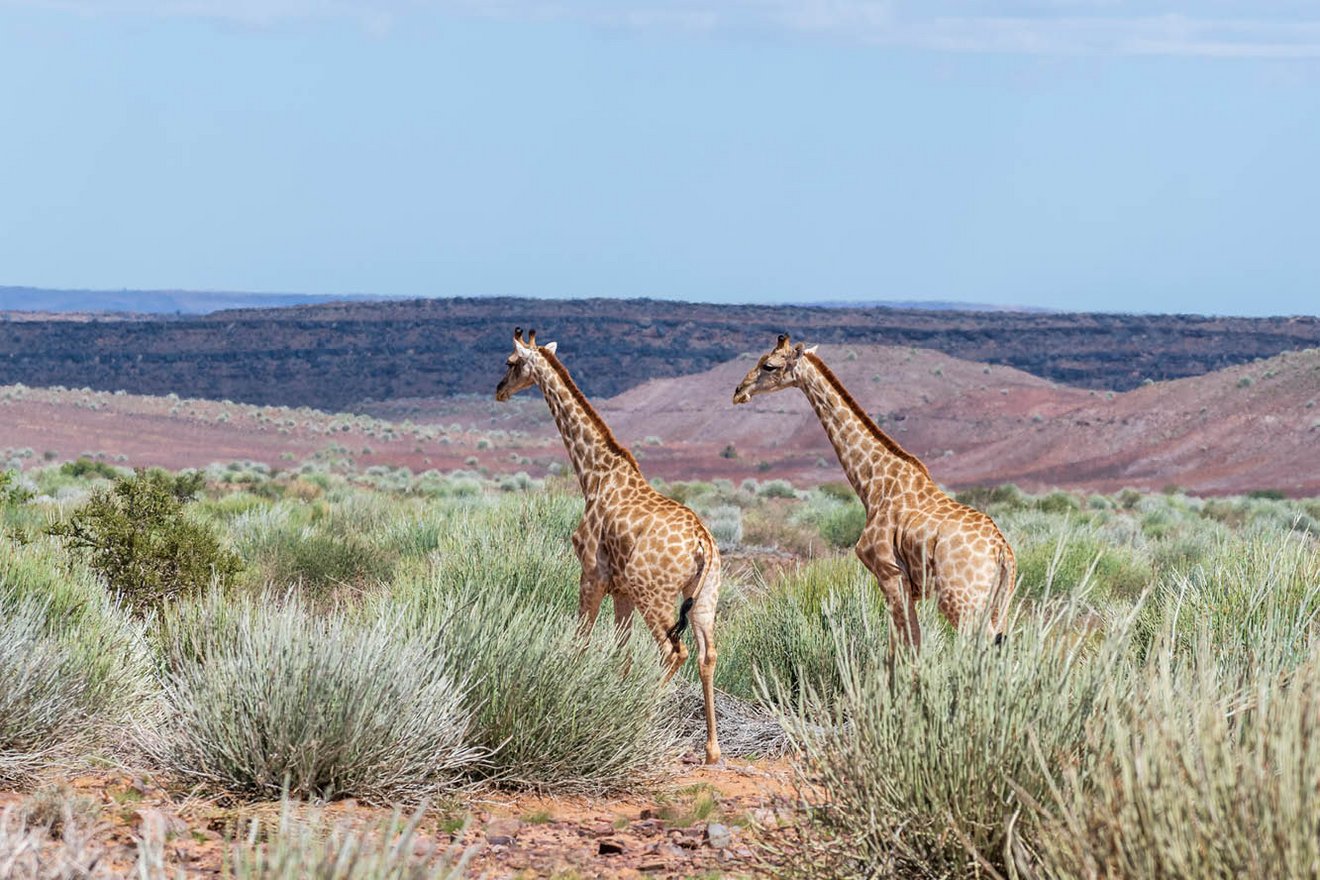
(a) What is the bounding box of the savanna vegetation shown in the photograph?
[2,459,1318,877]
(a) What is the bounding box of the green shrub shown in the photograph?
[955,483,1027,513]
[1036,490,1081,514]
[1012,525,1152,602]
[758,479,797,499]
[419,492,582,613]
[47,469,242,616]
[0,470,32,506]
[818,502,866,549]
[237,517,396,598]
[149,596,480,801]
[702,505,743,551]
[58,456,121,480]
[1132,533,1320,676]
[716,558,885,707]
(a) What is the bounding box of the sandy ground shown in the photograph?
[0,760,801,878]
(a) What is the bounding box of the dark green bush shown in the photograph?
[818,502,866,549]
[816,481,855,503]
[59,457,121,480]
[0,470,33,506]
[47,469,241,616]
[955,483,1027,513]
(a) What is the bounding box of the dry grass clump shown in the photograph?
[1034,646,1320,879]
[395,580,681,793]
[778,598,1128,879]
[227,798,472,880]
[148,595,481,802]
[0,601,125,784]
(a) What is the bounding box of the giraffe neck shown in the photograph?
[796,353,927,512]
[531,351,639,500]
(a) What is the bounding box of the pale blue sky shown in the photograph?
[1,1,1317,315]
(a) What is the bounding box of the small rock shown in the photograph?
[639,861,668,872]
[484,818,522,847]
[632,819,665,835]
[591,821,616,836]
[704,822,734,849]
[749,807,778,828]
[598,838,626,855]
[659,843,687,858]
[638,808,657,820]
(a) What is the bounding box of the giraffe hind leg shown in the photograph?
[690,611,720,764]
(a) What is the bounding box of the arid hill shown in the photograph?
[589,344,1320,495]
[2,298,1318,410]
[6,345,1317,496]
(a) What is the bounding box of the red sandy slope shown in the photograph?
[3,345,1318,495]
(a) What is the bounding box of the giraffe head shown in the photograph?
[495,327,557,401]
[732,333,816,404]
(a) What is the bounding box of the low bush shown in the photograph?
[394,576,679,793]
[780,599,1130,879]
[0,539,151,744]
[1132,532,1320,676]
[420,492,582,613]
[1010,521,1152,602]
[817,502,865,549]
[47,469,242,616]
[1035,645,1320,879]
[148,596,480,801]
[716,558,885,708]
[0,602,107,783]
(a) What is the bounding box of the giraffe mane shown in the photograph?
[803,352,932,478]
[539,347,642,472]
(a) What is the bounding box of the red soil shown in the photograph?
[3,344,1318,495]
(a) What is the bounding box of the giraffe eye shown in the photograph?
[761,362,778,372]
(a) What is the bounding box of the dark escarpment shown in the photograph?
[1,297,1316,409]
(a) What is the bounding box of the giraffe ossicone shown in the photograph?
[733,334,1016,651]
[495,327,723,764]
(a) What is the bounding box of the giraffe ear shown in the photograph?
[793,342,805,354]
[542,341,558,355]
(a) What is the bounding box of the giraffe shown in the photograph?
[733,335,1015,652]
[495,327,722,764]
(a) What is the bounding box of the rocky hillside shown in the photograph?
[1,298,1318,410]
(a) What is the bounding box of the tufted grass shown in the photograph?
[147,594,481,802]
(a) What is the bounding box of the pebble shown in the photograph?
[704,822,734,849]
[484,818,522,847]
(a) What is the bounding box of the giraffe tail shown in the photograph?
[665,597,695,647]
[992,545,1016,647]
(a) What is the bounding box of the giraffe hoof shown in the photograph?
[705,747,722,766]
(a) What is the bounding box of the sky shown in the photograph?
[0,2,1317,316]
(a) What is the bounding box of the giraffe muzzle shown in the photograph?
[732,385,753,404]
